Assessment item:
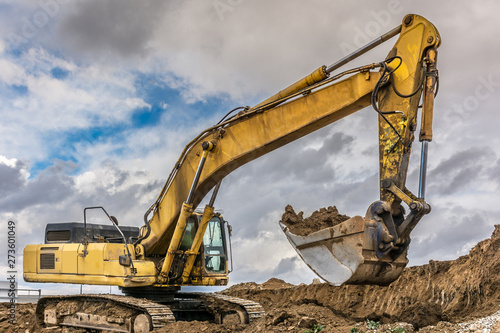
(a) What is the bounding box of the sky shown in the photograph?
[1,0,500,296]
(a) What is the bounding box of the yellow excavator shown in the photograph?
[24,14,440,332]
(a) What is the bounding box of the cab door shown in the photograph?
[203,217,228,274]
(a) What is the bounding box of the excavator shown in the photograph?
[23,14,440,332]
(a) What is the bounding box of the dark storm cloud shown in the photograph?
[487,159,500,189]
[271,256,301,277]
[0,160,75,211]
[0,158,162,228]
[284,131,355,182]
[408,205,494,265]
[428,147,495,195]
[253,128,355,185]
[0,159,25,196]
[216,127,371,240]
[56,1,168,58]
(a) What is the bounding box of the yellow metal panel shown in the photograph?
[102,243,135,261]
[23,242,157,287]
[103,260,156,278]
[186,276,228,286]
[377,14,440,214]
[22,245,38,275]
[61,244,79,274]
[77,244,104,275]
[23,272,156,288]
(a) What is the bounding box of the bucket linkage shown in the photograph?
[280,197,430,286]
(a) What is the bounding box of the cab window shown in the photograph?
[203,217,226,273]
[179,217,197,251]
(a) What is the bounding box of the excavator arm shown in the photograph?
[141,68,381,254]
[24,14,440,295]
[139,14,440,285]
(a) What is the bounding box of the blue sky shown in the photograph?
[1,0,500,295]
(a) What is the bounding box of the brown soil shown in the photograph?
[3,225,499,333]
[218,224,500,332]
[280,204,351,236]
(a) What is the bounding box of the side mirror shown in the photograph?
[110,216,119,226]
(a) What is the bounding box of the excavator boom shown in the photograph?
[138,14,440,286]
[141,67,382,255]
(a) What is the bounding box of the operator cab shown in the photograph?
[180,214,231,275]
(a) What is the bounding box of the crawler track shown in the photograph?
[200,292,266,323]
[35,291,265,331]
[36,294,175,332]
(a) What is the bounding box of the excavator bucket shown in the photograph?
[279,204,411,286]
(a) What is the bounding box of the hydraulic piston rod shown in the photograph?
[186,141,215,204]
[253,24,402,110]
[418,140,429,199]
[325,25,402,74]
[418,47,438,200]
[181,181,222,283]
[158,141,216,283]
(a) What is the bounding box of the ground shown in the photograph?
[1,225,499,332]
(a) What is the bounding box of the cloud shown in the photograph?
[56,1,169,59]
[0,42,152,166]
[0,58,26,85]
[488,159,500,189]
[429,147,497,195]
[0,156,26,196]
[408,204,494,265]
[0,159,75,212]
[1,1,500,291]
[122,97,151,110]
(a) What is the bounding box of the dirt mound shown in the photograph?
[223,225,500,330]
[223,278,294,294]
[261,277,295,289]
[280,204,350,236]
[3,226,499,332]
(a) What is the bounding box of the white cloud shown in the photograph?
[0,44,155,163]
[0,0,500,291]
[0,58,26,84]
[0,155,19,168]
[123,97,151,110]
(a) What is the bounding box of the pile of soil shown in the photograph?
[220,224,500,332]
[221,278,295,293]
[280,204,350,236]
[2,225,499,332]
